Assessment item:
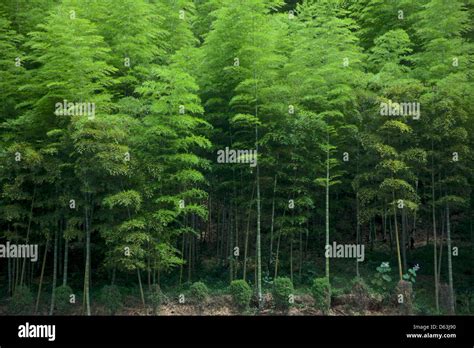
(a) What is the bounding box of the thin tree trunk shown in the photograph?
[179,232,185,286]
[243,182,255,281]
[413,179,418,240]
[274,206,288,279]
[35,239,49,314]
[446,205,454,314]
[401,208,407,272]
[383,204,387,241]
[389,210,393,253]
[15,257,20,291]
[20,187,36,286]
[431,141,439,312]
[207,195,211,244]
[355,141,361,274]
[252,15,262,309]
[269,175,277,264]
[255,155,262,307]
[63,237,69,286]
[392,190,403,281]
[216,205,220,260]
[325,131,330,280]
[8,255,11,296]
[147,250,151,292]
[12,253,16,295]
[274,232,281,279]
[187,234,192,283]
[325,131,331,311]
[58,223,62,279]
[221,207,225,265]
[234,202,239,280]
[137,269,145,307]
[30,259,34,288]
[193,219,197,275]
[437,216,444,284]
[299,229,303,281]
[49,228,59,315]
[84,203,91,316]
[290,238,293,283]
[471,213,473,254]
[356,193,361,277]
[229,208,234,284]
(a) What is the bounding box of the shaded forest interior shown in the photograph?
[0,0,473,315]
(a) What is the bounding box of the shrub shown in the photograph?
[372,262,392,293]
[147,284,163,315]
[456,291,473,315]
[272,277,294,310]
[350,277,370,311]
[311,277,331,313]
[99,285,122,315]
[229,280,252,311]
[8,285,33,314]
[395,280,413,315]
[402,265,419,284]
[190,281,209,304]
[54,285,73,314]
[414,288,436,315]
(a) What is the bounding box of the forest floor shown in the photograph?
[1,240,472,316]
[55,293,391,316]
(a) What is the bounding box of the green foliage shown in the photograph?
[147,284,164,315]
[311,277,331,313]
[272,277,294,310]
[189,281,209,304]
[229,280,252,311]
[403,265,418,284]
[456,292,474,315]
[54,285,73,314]
[0,0,472,318]
[99,285,123,315]
[8,286,33,315]
[103,191,142,211]
[0,15,24,122]
[369,29,413,71]
[372,262,393,292]
[350,277,372,311]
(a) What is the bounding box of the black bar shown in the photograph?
[0,315,473,346]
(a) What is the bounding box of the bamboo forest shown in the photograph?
[0,0,473,317]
